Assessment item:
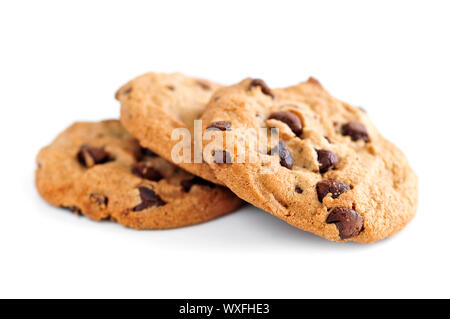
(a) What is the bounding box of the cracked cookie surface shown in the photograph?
[117,72,222,184]
[200,78,418,243]
[35,120,242,229]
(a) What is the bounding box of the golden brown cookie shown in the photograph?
[117,72,222,184]
[35,120,242,229]
[200,78,418,243]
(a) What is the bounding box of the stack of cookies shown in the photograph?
[36,72,418,243]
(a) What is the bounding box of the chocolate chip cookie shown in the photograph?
[35,120,242,229]
[200,78,418,243]
[117,72,222,184]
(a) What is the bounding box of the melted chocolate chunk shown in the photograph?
[132,163,163,181]
[326,207,363,239]
[316,149,338,173]
[342,121,370,142]
[295,187,303,194]
[249,79,274,98]
[316,179,350,202]
[268,111,303,137]
[271,141,293,169]
[133,187,166,211]
[77,145,111,168]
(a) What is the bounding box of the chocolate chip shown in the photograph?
[271,141,293,169]
[213,150,232,164]
[268,111,303,137]
[249,79,274,98]
[207,121,232,131]
[295,187,303,194]
[166,85,175,91]
[132,163,163,181]
[342,121,370,142]
[133,187,166,212]
[141,147,157,157]
[316,179,350,202]
[316,149,338,173]
[77,145,111,168]
[139,187,164,203]
[197,80,211,90]
[89,193,108,209]
[181,177,215,192]
[326,207,363,239]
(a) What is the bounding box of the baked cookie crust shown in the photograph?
[117,72,222,184]
[200,78,418,243]
[36,120,242,229]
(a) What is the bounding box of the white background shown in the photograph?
[1,0,449,299]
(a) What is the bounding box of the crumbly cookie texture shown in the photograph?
[117,72,222,184]
[200,78,418,243]
[35,120,242,229]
